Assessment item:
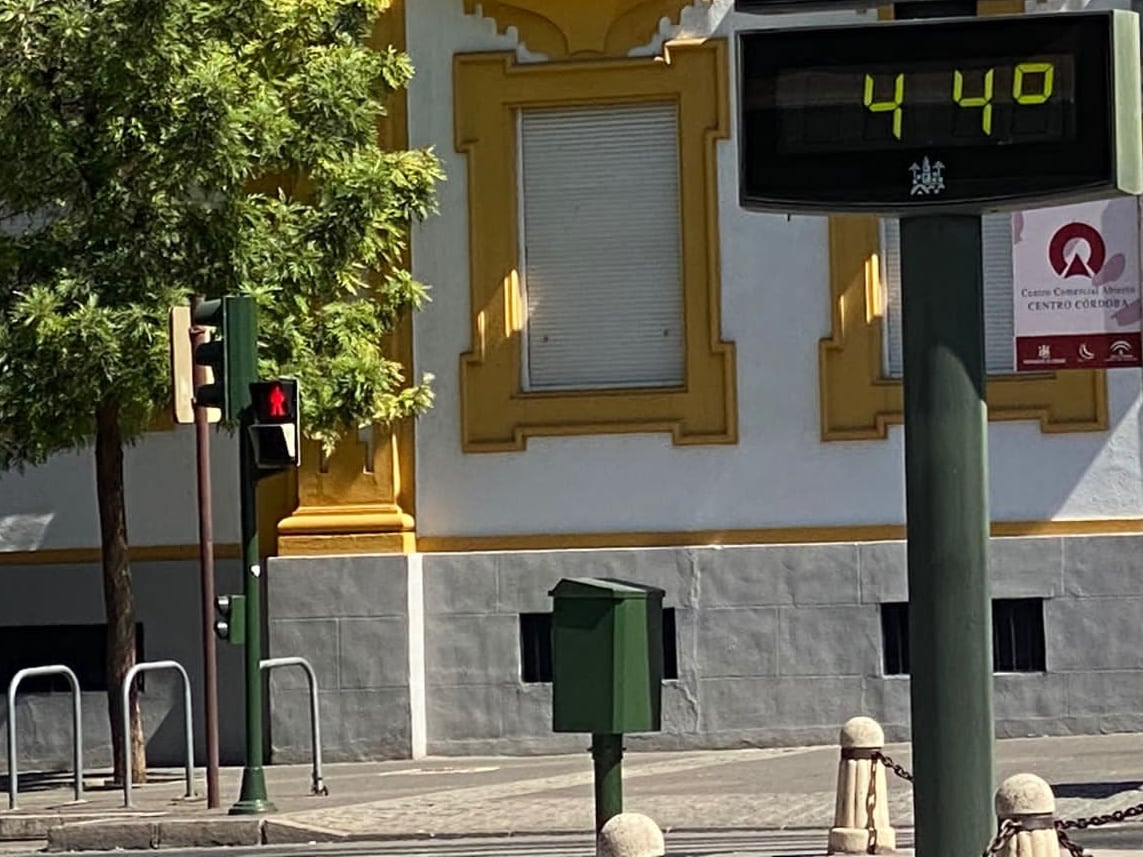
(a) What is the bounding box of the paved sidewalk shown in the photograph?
[1,732,1142,850]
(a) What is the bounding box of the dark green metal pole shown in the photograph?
[591,732,624,833]
[900,214,995,857]
[230,409,276,815]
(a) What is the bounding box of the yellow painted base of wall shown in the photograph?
[416,518,1143,553]
[275,505,417,555]
[278,531,417,557]
[0,544,242,566]
[4,517,1143,565]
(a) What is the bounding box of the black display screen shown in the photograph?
[739,13,1130,212]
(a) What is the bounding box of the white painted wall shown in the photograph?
[2,0,1137,551]
[408,0,1143,536]
[0,426,241,550]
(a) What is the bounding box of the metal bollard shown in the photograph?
[828,716,897,854]
[995,774,1060,857]
[7,666,84,810]
[260,657,327,796]
[121,661,196,808]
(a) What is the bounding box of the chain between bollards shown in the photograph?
[872,750,915,784]
[1052,798,1143,857]
[849,735,1143,857]
[1056,801,1143,830]
[861,752,1012,857]
[861,759,1113,857]
[1056,828,1088,857]
[982,818,1022,857]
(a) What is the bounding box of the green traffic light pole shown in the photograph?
[230,405,276,815]
[224,295,274,816]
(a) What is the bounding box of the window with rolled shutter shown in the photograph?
[518,103,684,391]
[882,214,1016,377]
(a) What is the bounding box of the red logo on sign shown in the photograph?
[1049,222,1107,279]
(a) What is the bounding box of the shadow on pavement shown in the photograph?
[0,768,187,794]
[1051,781,1143,800]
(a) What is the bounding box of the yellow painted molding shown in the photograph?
[278,531,417,557]
[976,0,1024,14]
[7,519,1143,565]
[819,216,1108,440]
[417,518,1143,553]
[461,0,708,59]
[455,40,737,452]
[0,543,242,566]
[275,0,419,553]
[278,506,416,535]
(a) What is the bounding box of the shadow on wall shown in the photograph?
[0,560,246,771]
[1050,781,1143,799]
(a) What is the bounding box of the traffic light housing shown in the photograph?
[192,296,257,420]
[248,378,301,470]
[215,594,246,644]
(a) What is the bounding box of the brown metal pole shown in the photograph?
[190,295,221,809]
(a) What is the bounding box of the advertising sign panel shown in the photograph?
[1012,197,1141,370]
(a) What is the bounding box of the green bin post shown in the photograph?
[549,578,664,833]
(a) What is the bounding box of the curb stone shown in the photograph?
[47,819,161,852]
[35,816,1143,854]
[0,813,165,841]
[262,818,351,845]
[158,818,262,849]
[46,818,262,852]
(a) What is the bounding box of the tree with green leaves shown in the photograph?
[0,0,439,780]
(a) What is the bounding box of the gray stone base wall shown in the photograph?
[265,533,1143,761]
[0,559,245,772]
[267,555,414,763]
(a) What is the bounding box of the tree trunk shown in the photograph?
[95,400,146,784]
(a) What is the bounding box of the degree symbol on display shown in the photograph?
[1049,222,1106,279]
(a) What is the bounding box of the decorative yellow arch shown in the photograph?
[461,0,709,59]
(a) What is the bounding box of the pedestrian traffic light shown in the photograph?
[192,296,258,420]
[214,594,246,645]
[248,378,300,470]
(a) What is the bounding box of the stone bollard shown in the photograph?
[597,811,666,857]
[995,774,1061,857]
[828,716,897,855]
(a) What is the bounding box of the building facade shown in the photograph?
[4,0,1143,769]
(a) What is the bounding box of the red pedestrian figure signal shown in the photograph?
[266,383,287,418]
[250,379,297,427]
[250,378,298,424]
[249,378,300,470]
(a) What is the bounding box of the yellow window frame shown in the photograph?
[819,215,1108,440]
[453,40,737,453]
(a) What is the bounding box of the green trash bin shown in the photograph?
[549,577,665,734]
